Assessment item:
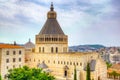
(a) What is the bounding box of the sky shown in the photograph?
[0,0,120,46]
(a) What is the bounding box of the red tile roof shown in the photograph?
[0,44,23,49]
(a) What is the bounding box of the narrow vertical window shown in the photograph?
[19,50,21,55]
[39,47,41,53]
[58,61,60,64]
[13,51,16,55]
[6,51,9,55]
[13,58,16,62]
[56,47,58,53]
[51,47,53,53]
[6,59,9,63]
[19,58,21,62]
[64,70,67,77]
[43,47,44,53]
[61,61,63,64]
[54,61,55,64]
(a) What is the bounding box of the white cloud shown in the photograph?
[0,0,48,24]
[0,0,120,46]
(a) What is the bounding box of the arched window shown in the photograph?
[51,47,54,53]
[54,61,55,64]
[67,62,69,65]
[77,62,78,66]
[45,38,47,41]
[73,62,75,65]
[42,47,44,53]
[56,38,58,41]
[61,61,63,64]
[52,38,54,41]
[80,63,82,66]
[56,47,58,53]
[39,47,41,53]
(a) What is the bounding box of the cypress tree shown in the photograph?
[0,75,2,80]
[86,63,91,80]
[74,66,77,80]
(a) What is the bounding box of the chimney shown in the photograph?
[14,41,16,45]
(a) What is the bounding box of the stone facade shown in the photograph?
[25,52,107,80]
[0,44,25,79]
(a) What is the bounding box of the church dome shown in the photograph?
[24,39,35,49]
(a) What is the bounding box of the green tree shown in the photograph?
[86,63,91,80]
[0,75,2,80]
[74,66,77,80]
[7,66,55,80]
[106,62,112,69]
[110,71,119,79]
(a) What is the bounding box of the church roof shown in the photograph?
[39,19,64,35]
[39,3,64,35]
[37,61,48,69]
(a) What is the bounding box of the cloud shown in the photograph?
[0,0,120,46]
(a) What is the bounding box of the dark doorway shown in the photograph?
[64,70,67,77]
[98,76,100,80]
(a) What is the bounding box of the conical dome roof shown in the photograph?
[39,3,64,35]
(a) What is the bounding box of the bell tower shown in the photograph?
[35,3,68,53]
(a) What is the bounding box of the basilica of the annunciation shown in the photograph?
[25,3,107,80]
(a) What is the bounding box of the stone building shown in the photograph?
[109,49,120,64]
[25,3,107,80]
[0,44,25,79]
